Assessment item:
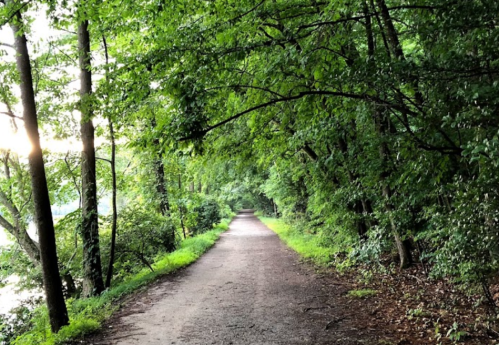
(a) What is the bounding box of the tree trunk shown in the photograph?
[375,0,404,59]
[376,110,412,269]
[178,174,187,239]
[102,37,118,289]
[150,118,175,250]
[62,272,77,297]
[152,139,170,215]
[364,8,411,268]
[9,7,69,332]
[78,19,104,296]
[153,157,170,215]
[105,119,117,288]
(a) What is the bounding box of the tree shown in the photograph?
[6,0,69,332]
[78,15,105,296]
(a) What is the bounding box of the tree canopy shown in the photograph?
[1,0,499,342]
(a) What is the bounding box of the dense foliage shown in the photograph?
[1,0,499,342]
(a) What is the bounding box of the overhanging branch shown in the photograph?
[179,90,419,141]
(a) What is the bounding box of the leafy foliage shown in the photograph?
[190,199,221,235]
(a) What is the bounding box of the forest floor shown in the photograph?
[82,211,495,345]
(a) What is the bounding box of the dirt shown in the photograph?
[83,211,398,345]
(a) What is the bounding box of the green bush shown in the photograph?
[191,199,221,235]
[102,206,178,281]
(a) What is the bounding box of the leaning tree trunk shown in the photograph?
[9,4,69,332]
[364,6,412,268]
[78,18,105,296]
[376,110,412,269]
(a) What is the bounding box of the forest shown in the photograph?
[1,0,499,344]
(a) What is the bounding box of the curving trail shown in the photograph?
[89,211,386,345]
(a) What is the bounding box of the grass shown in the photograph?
[347,289,378,298]
[12,218,232,345]
[259,217,338,267]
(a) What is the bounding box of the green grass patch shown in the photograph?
[12,218,232,345]
[259,217,338,266]
[347,289,377,298]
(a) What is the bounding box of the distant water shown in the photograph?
[0,276,42,315]
[0,199,109,316]
[0,223,40,315]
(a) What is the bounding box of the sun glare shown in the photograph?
[0,118,32,155]
[0,117,91,155]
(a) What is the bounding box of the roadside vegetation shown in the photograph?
[2,219,232,345]
[1,0,499,344]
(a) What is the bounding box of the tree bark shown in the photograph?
[376,0,404,59]
[78,19,105,296]
[9,6,69,332]
[376,110,412,269]
[152,138,170,215]
[150,118,175,251]
[178,174,187,239]
[105,119,117,288]
[364,13,411,268]
[101,36,118,289]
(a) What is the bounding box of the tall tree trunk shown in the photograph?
[105,119,117,288]
[374,0,424,106]
[101,36,118,289]
[375,0,404,59]
[78,19,104,296]
[9,6,69,332]
[150,118,175,250]
[364,9,411,268]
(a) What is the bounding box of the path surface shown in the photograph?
[90,211,385,345]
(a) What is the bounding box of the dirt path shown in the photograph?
[88,211,391,345]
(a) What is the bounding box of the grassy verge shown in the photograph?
[259,217,338,267]
[13,218,233,345]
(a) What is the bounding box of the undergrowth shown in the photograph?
[259,217,339,267]
[12,218,232,345]
[347,289,377,298]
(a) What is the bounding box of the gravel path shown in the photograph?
[89,211,384,345]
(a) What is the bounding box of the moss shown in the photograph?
[347,289,377,299]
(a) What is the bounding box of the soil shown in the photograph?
[82,211,498,345]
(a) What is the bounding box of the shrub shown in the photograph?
[191,199,221,235]
[109,206,177,279]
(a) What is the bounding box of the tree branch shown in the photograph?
[0,213,15,233]
[96,157,112,164]
[179,90,419,141]
[0,111,23,121]
[0,42,14,49]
